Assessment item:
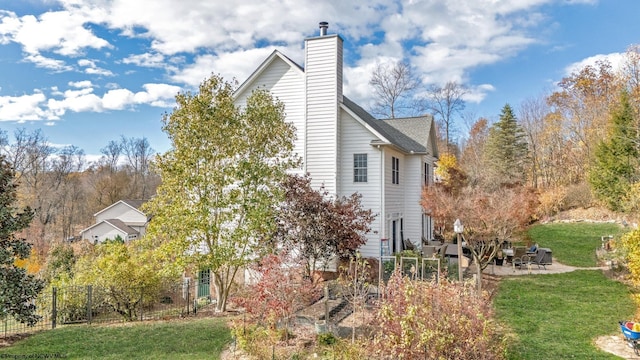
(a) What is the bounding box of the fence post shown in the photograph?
[186,279,190,316]
[140,287,143,321]
[87,285,92,324]
[52,287,57,329]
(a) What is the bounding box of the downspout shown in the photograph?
[379,145,385,253]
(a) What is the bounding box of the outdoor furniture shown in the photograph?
[503,248,514,263]
[403,238,416,251]
[437,244,448,257]
[514,248,552,270]
[422,245,436,258]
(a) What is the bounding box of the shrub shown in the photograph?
[369,272,506,359]
[564,181,593,209]
[537,187,567,218]
[317,332,337,346]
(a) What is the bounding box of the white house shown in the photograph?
[233,22,439,258]
[79,200,149,244]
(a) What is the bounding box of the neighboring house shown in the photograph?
[233,22,439,258]
[79,200,149,244]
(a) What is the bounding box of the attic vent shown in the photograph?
[319,21,329,36]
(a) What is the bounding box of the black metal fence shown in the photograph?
[2,280,197,338]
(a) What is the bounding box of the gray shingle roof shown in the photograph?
[342,97,434,154]
[104,219,139,236]
[121,199,145,210]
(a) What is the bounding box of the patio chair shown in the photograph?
[422,245,437,258]
[515,249,550,270]
[437,244,448,257]
[403,238,416,251]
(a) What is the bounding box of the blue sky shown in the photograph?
[0,0,638,163]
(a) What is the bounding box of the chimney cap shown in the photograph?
[319,21,329,36]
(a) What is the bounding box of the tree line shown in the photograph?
[0,129,160,258]
[374,45,640,215]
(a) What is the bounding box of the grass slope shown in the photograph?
[528,222,626,267]
[496,222,636,359]
[0,318,231,359]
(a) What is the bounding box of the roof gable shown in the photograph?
[80,218,138,236]
[94,199,146,218]
[235,50,304,99]
[342,97,437,155]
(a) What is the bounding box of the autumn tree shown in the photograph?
[588,91,640,211]
[459,118,489,186]
[547,60,622,182]
[369,60,419,119]
[144,74,297,312]
[422,182,538,290]
[120,136,157,200]
[273,175,376,280]
[337,252,372,343]
[0,129,87,252]
[426,81,467,152]
[518,95,551,188]
[484,104,529,186]
[235,252,319,342]
[85,137,159,213]
[0,155,43,326]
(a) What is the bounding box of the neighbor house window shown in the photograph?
[354,154,368,182]
[392,156,400,184]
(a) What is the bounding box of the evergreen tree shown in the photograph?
[0,155,43,326]
[588,91,639,211]
[484,104,529,186]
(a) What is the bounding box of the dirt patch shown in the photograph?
[595,334,640,359]
[544,207,635,226]
[0,333,33,348]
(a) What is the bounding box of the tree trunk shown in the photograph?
[213,273,227,312]
[475,261,482,292]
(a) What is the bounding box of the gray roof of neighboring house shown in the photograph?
[122,199,145,210]
[104,219,139,236]
[343,97,434,154]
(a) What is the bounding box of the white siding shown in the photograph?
[234,57,306,171]
[403,155,424,248]
[339,111,382,258]
[383,148,405,253]
[81,222,126,244]
[305,35,343,194]
[96,202,146,225]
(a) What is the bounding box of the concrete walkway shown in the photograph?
[481,258,608,276]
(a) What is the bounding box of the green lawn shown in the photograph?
[495,271,635,359]
[496,222,636,359]
[527,222,627,267]
[0,317,231,359]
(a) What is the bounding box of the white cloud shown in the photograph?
[1,8,110,57]
[464,84,496,104]
[78,59,114,76]
[170,46,292,87]
[122,52,166,68]
[564,52,626,76]
[0,92,48,121]
[24,53,73,71]
[136,83,181,106]
[0,0,606,123]
[68,80,92,88]
[102,88,134,110]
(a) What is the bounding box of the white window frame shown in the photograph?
[353,154,368,183]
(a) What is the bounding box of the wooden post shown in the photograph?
[52,287,57,329]
[457,232,463,282]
